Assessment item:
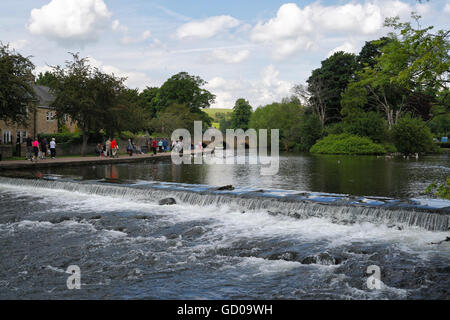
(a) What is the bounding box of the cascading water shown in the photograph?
[0,176,448,231]
[0,175,449,299]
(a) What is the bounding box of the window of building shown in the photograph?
[16,131,27,144]
[46,111,54,121]
[3,131,11,144]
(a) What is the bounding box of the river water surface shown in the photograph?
[0,153,449,299]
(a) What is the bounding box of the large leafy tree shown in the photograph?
[230,98,252,130]
[156,72,216,113]
[35,71,58,88]
[305,51,357,124]
[149,103,207,136]
[342,15,449,130]
[249,97,304,151]
[0,43,36,126]
[50,53,127,155]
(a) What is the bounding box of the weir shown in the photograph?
[0,176,449,231]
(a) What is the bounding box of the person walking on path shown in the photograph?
[49,138,56,159]
[163,138,168,152]
[32,138,40,162]
[111,137,119,158]
[127,139,133,156]
[152,139,157,155]
[105,138,111,157]
[26,134,33,160]
[96,143,104,158]
[158,139,163,153]
[40,137,48,160]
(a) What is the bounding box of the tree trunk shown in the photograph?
[81,132,89,156]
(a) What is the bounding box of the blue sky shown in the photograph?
[1,0,449,108]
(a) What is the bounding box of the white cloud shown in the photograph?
[211,49,250,64]
[86,57,153,90]
[120,30,152,45]
[9,40,29,50]
[327,42,358,58]
[251,1,414,58]
[28,0,112,45]
[33,65,54,76]
[205,65,292,108]
[176,15,240,39]
[111,19,128,33]
[444,2,450,13]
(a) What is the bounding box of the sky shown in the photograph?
[1,0,449,109]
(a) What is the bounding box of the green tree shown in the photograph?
[342,110,387,143]
[0,43,36,126]
[306,51,358,124]
[230,98,252,130]
[344,16,449,130]
[391,115,434,155]
[149,103,207,136]
[35,71,58,88]
[139,86,159,119]
[50,53,127,155]
[156,72,216,113]
[298,112,323,151]
[249,98,304,151]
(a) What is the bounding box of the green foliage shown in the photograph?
[342,110,387,143]
[323,122,346,136]
[155,72,215,113]
[149,103,211,136]
[391,115,435,155]
[427,105,450,137]
[297,113,323,151]
[249,98,304,151]
[425,178,450,200]
[310,133,386,155]
[230,98,252,130]
[307,51,358,124]
[50,53,128,155]
[119,131,137,140]
[35,71,58,88]
[38,132,82,144]
[0,43,36,126]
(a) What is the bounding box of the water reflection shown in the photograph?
[18,152,449,198]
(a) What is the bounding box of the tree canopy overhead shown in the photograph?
[50,53,130,155]
[230,98,253,130]
[154,72,216,113]
[0,43,36,126]
[305,51,358,125]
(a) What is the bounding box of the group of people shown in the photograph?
[96,137,119,158]
[26,134,56,162]
[149,138,170,155]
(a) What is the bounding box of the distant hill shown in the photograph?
[204,108,233,129]
[204,108,232,120]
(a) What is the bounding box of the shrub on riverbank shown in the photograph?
[391,116,436,155]
[310,133,386,155]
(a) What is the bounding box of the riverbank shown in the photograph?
[0,152,173,170]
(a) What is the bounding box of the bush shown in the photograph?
[119,131,136,140]
[38,132,82,144]
[310,133,386,155]
[297,113,323,151]
[391,115,434,155]
[343,111,387,143]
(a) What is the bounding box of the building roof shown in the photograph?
[33,85,55,107]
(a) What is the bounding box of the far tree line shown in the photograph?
[0,15,448,156]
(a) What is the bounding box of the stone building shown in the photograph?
[0,84,77,146]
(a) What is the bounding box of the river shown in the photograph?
[0,153,448,299]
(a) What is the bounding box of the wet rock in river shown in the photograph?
[158,197,176,205]
[217,185,234,191]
